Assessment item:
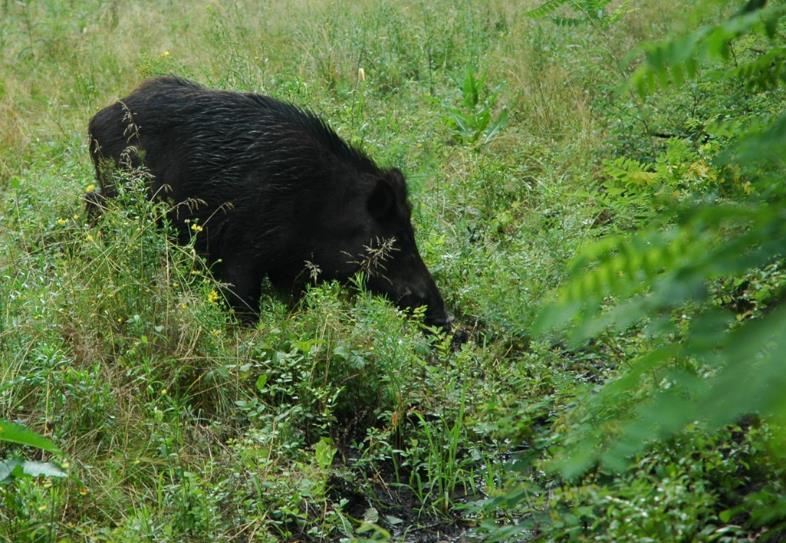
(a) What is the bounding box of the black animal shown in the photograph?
[87,76,449,326]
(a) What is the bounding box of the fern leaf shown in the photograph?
[734,46,786,91]
[631,4,786,97]
[551,16,584,27]
[526,0,571,19]
[601,306,786,470]
[726,111,786,165]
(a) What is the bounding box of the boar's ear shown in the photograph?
[368,177,396,220]
[387,168,407,194]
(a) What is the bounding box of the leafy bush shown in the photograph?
[536,0,786,480]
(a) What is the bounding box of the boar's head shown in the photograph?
[308,168,450,328]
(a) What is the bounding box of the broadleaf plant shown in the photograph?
[0,420,65,484]
[445,68,508,145]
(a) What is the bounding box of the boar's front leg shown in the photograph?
[219,257,262,322]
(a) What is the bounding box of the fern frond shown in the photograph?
[601,305,786,470]
[538,199,781,340]
[734,46,786,91]
[528,0,614,25]
[551,16,584,27]
[526,0,571,19]
[727,110,786,165]
[631,4,786,96]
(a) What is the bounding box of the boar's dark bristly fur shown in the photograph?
[87,76,449,326]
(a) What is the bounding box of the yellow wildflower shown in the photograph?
[191,223,203,233]
[86,233,94,242]
[207,289,219,304]
[160,50,171,58]
[85,183,96,193]
[56,218,68,225]
[79,487,89,496]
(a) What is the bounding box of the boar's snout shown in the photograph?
[364,249,450,329]
[392,260,451,329]
[399,286,450,328]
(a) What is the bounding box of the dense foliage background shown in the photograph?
[2,0,785,541]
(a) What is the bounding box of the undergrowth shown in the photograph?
[1,0,784,541]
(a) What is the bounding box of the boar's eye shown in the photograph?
[367,178,396,221]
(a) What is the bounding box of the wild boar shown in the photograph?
[87,76,449,326]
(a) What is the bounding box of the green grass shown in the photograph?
[1,0,785,541]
